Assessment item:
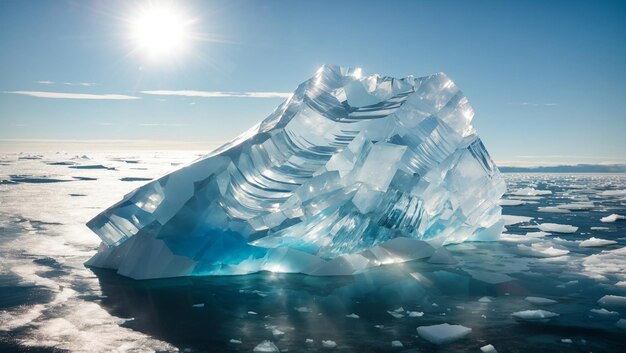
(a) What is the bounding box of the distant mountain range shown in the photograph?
[499,164,626,173]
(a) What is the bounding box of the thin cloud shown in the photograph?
[520,102,558,107]
[36,80,54,85]
[139,123,188,127]
[141,90,292,99]
[64,82,97,87]
[5,91,139,100]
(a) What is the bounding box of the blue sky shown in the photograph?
[0,0,625,166]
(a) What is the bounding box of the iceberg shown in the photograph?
[86,65,505,279]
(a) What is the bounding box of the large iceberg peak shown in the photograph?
[86,65,506,279]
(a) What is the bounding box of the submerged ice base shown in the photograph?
[86,65,505,279]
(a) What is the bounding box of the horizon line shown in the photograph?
[0,139,624,167]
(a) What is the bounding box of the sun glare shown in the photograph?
[130,3,192,60]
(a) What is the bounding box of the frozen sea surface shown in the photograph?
[1,151,626,352]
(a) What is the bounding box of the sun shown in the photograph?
[129,2,193,60]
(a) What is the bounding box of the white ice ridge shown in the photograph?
[85,65,506,279]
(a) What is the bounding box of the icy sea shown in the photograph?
[1,151,625,353]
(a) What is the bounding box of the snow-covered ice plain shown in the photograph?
[1,152,626,352]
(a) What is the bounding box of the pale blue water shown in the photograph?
[0,152,625,352]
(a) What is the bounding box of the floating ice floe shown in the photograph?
[305,339,314,344]
[555,202,594,211]
[589,308,619,318]
[271,328,285,337]
[617,319,626,330]
[387,307,405,319]
[525,297,557,305]
[600,214,625,223]
[591,226,610,231]
[85,65,506,279]
[416,323,472,344]
[537,223,578,233]
[294,306,311,313]
[478,297,492,303]
[526,231,550,237]
[253,341,280,353]
[408,311,424,317]
[579,237,617,247]
[561,338,572,344]
[601,189,626,197]
[511,310,559,322]
[229,339,242,344]
[321,340,337,348]
[597,295,626,309]
[516,243,569,258]
[537,206,570,213]
[480,344,498,353]
[345,313,360,319]
[582,247,626,282]
[391,340,403,348]
[510,188,552,196]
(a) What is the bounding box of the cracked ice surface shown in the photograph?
[85,65,505,279]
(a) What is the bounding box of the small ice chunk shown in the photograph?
[480,344,498,353]
[248,311,258,315]
[478,297,492,303]
[591,226,610,231]
[525,297,557,305]
[416,323,472,344]
[294,306,311,313]
[511,188,552,196]
[345,313,360,319]
[271,328,285,337]
[537,223,578,233]
[512,309,559,322]
[600,214,625,223]
[579,237,617,247]
[305,339,314,344]
[391,340,403,348]
[517,243,569,257]
[192,303,204,308]
[392,307,404,312]
[253,341,280,353]
[538,206,570,213]
[617,319,626,330]
[589,308,619,318]
[598,295,626,308]
[230,339,242,344]
[374,324,384,329]
[561,338,572,344]
[321,340,337,348]
[526,231,550,237]
[408,311,424,317]
[387,311,405,319]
